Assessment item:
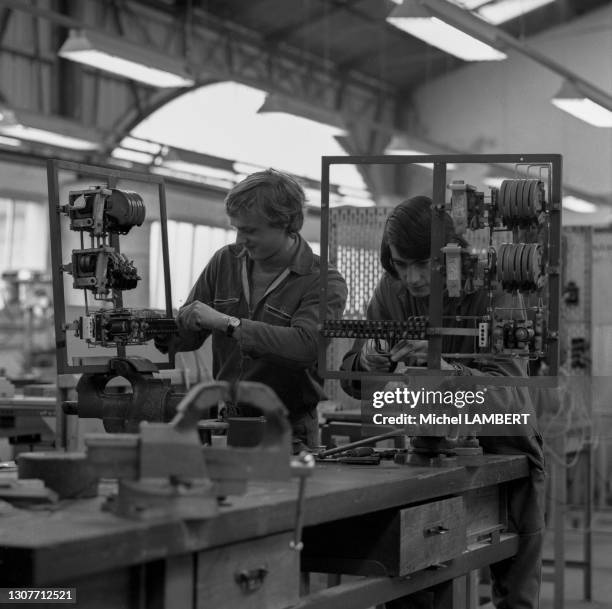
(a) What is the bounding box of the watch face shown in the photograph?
[226,316,241,336]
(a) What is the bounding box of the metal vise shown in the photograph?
[64,356,185,432]
[18,380,292,517]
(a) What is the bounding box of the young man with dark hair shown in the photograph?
[342,195,545,609]
[157,169,347,452]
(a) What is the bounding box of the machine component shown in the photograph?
[497,179,545,228]
[48,160,175,377]
[61,188,144,301]
[63,187,145,236]
[72,308,177,347]
[320,318,428,341]
[63,357,183,433]
[492,318,536,355]
[317,153,562,382]
[442,242,463,297]
[496,242,545,292]
[70,248,140,295]
[448,180,485,233]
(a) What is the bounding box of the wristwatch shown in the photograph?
[225,316,241,337]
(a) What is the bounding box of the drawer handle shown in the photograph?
[424,524,449,536]
[234,567,269,592]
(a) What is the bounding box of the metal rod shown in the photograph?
[317,429,404,458]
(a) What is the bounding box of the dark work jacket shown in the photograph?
[173,235,347,420]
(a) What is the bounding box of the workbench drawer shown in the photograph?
[302,496,466,577]
[196,532,299,609]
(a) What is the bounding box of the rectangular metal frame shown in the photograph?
[47,159,174,374]
[318,153,562,383]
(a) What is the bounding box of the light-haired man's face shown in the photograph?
[389,244,431,297]
[230,210,291,262]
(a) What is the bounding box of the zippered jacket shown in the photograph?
[173,235,347,420]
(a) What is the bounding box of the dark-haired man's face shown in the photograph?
[230,210,291,262]
[389,244,430,297]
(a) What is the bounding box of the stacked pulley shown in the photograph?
[497,178,545,228]
[496,242,544,292]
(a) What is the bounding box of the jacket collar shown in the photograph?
[228,234,315,276]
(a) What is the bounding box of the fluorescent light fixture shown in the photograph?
[562,196,597,214]
[452,0,489,9]
[0,134,21,147]
[385,135,458,170]
[387,2,507,61]
[120,136,162,155]
[59,29,194,88]
[257,93,348,135]
[477,0,555,25]
[551,80,612,128]
[0,106,100,150]
[111,148,154,165]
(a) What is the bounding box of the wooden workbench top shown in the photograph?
[0,454,528,585]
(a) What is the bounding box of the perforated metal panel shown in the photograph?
[329,206,392,317]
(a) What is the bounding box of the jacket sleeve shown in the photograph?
[340,277,398,399]
[237,267,348,369]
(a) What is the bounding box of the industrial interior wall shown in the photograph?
[408,2,612,225]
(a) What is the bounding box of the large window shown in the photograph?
[149,221,236,309]
[0,198,48,295]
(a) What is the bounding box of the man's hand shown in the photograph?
[389,339,428,365]
[177,301,227,332]
[359,339,393,372]
[153,334,171,354]
[389,340,456,371]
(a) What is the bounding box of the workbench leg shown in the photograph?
[137,555,194,609]
[466,570,479,609]
[163,554,194,609]
[431,577,467,609]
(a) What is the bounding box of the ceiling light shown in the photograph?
[111,148,154,165]
[0,106,101,150]
[451,0,489,9]
[0,134,21,147]
[551,80,612,128]
[562,196,597,214]
[257,93,348,135]
[120,136,162,155]
[387,1,507,61]
[59,29,194,88]
[477,0,555,25]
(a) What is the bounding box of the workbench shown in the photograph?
[0,454,529,609]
